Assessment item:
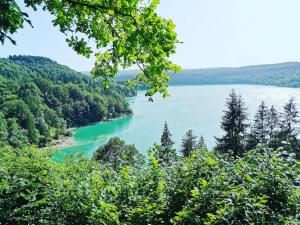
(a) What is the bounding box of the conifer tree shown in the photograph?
[181,130,197,157]
[196,135,207,149]
[267,105,279,147]
[279,97,299,142]
[215,90,248,157]
[251,101,269,145]
[159,121,176,163]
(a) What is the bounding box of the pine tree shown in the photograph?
[215,90,248,157]
[0,112,8,147]
[267,105,279,147]
[196,135,206,149]
[158,121,176,163]
[181,130,197,157]
[251,101,269,145]
[279,97,299,142]
[161,122,174,152]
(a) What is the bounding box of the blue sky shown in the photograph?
[2,0,300,71]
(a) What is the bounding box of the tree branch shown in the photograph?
[64,0,138,24]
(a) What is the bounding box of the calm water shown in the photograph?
[52,85,300,161]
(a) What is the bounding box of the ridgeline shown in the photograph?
[115,62,300,87]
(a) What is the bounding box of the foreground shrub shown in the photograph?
[0,145,299,224]
[93,137,144,170]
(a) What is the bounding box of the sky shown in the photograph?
[2,0,300,71]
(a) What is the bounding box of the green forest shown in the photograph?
[1,0,300,224]
[0,55,135,147]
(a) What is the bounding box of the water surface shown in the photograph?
[53,85,300,161]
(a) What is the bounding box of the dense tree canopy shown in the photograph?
[0,55,135,147]
[1,0,180,97]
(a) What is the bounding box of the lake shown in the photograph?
[52,85,300,161]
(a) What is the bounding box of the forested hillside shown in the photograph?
[0,55,135,147]
[115,62,300,87]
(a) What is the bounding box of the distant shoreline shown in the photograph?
[115,61,300,89]
[168,83,300,89]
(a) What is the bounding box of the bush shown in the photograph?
[93,137,145,170]
[0,145,299,224]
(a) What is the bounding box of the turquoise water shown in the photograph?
[52,85,300,161]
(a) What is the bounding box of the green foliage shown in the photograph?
[0,0,32,45]
[267,105,280,148]
[181,129,198,157]
[279,97,299,141]
[7,118,29,148]
[215,90,248,157]
[1,0,180,97]
[172,147,300,225]
[0,55,135,147]
[0,112,8,147]
[278,98,300,158]
[157,121,176,164]
[0,144,299,224]
[196,135,206,149]
[216,91,300,159]
[252,101,269,144]
[93,137,144,170]
[246,101,269,149]
[246,100,300,152]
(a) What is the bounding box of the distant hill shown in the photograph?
[97,62,300,88]
[2,55,93,85]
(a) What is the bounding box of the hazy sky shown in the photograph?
[2,0,300,71]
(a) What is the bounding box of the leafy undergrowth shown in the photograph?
[0,145,299,225]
